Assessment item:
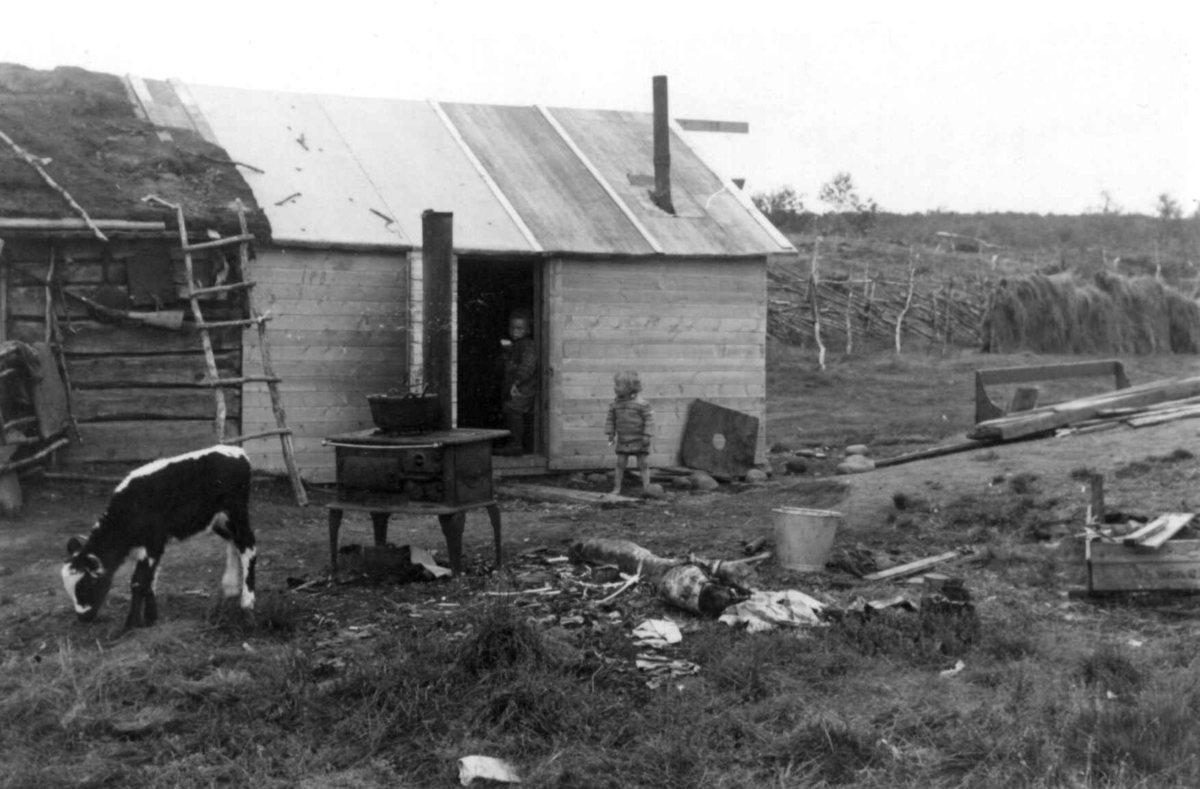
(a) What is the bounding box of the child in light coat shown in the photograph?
[605,370,654,495]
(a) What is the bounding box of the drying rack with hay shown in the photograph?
[980,271,1200,355]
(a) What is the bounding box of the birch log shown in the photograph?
[810,239,825,371]
[895,255,916,354]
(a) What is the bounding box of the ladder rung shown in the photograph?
[2,416,37,431]
[189,281,256,298]
[222,428,292,445]
[194,315,272,330]
[200,375,282,387]
[181,233,255,253]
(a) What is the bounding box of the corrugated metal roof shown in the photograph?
[185,85,407,248]
[440,103,654,256]
[162,80,793,256]
[548,107,785,256]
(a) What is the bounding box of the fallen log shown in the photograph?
[569,538,747,617]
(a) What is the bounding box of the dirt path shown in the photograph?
[835,420,1199,532]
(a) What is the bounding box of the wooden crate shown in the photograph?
[1087,538,1200,593]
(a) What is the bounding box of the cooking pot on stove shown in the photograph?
[367,387,441,433]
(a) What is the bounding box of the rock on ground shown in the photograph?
[691,472,720,491]
[837,455,876,474]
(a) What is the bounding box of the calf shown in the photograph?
[61,445,255,628]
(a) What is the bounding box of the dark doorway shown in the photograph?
[456,258,540,452]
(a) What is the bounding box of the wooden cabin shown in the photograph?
[2,63,797,481]
[0,64,268,466]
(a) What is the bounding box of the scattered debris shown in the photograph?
[718,590,826,632]
[939,659,966,678]
[570,538,751,617]
[274,191,301,206]
[632,619,682,647]
[458,755,521,786]
[635,653,700,688]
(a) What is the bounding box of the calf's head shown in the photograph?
[62,535,113,622]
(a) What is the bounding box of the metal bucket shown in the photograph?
[773,507,841,572]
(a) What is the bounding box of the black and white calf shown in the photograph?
[61,445,255,628]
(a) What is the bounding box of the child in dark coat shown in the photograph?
[497,309,537,456]
[605,370,654,495]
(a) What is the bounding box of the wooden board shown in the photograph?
[68,352,239,387]
[496,483,639,505]
[1088,538,1200,592]
[970,375,1200,441]
[60,420,239,463]
[30,342,70,439]
[10,320,239,354]
[679,399,760,477]
[71,388,238,421]
[1121,513,1195,549]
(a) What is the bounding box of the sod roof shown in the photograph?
[0,63,268,238]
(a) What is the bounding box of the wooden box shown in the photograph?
[1087,538,1200,593]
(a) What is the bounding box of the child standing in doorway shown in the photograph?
[605,370,654,495]
[497,309,537,456]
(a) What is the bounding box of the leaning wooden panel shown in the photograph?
[1087,539,1200,592]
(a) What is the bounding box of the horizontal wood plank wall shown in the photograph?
[242,247,409,482]
[3,236,245,465]
[548,257,767,471]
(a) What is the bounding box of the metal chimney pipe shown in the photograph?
[422,209,454,430]
[651,75,675,214]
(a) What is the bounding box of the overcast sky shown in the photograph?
[6,1,1195,216]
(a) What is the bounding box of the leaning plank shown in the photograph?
[875,439,990,468]
[497,484,639,505]
[862,550,965,582]
[1123,513,1195,549]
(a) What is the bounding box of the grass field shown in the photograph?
[5,240,1200,787]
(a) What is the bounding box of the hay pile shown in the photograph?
[981,271,1200,354]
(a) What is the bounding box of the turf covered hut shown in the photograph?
[3,64,796,481]
[0,64,270,466]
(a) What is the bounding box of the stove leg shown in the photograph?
[438,512,466,576]
[485,504,502,568]
[328,508,344,575]
[370,512,391,547]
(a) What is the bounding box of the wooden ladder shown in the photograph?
[145,197,307,505]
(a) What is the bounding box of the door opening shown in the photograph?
[456,258,541,456]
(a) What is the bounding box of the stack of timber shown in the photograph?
[968,374,1200,442]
